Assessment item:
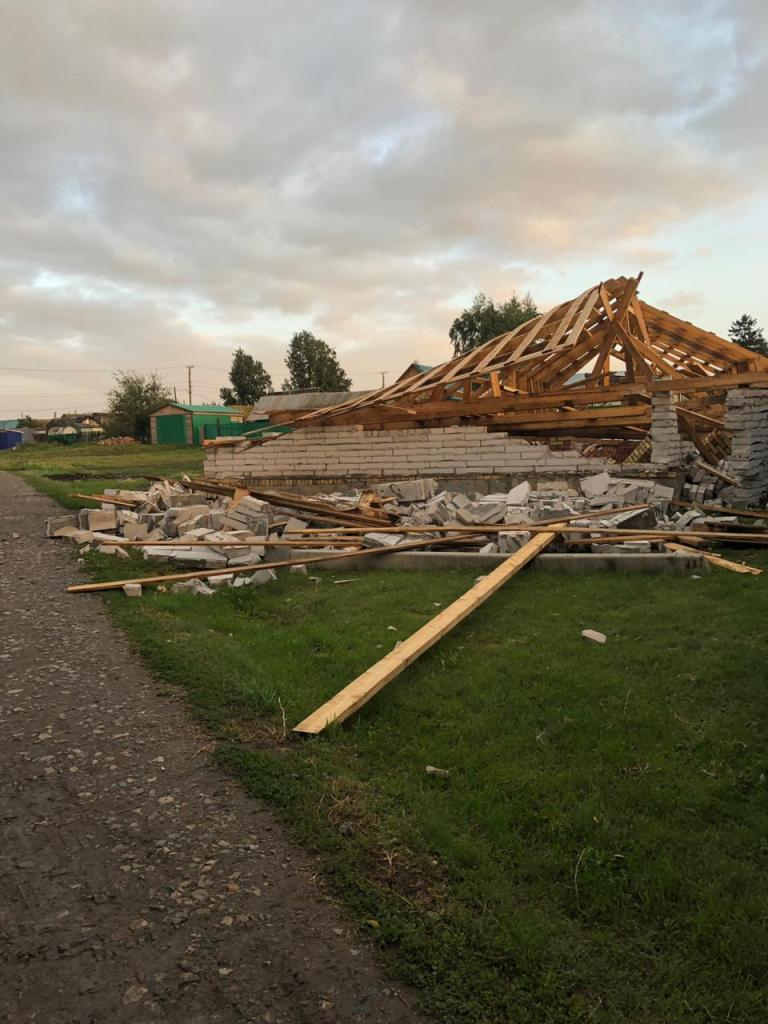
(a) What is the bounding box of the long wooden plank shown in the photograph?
[292,531,557,734]
[664,542,762,575]
[671,500,768,520]
[66,533,474,594]
[70,493,142,507]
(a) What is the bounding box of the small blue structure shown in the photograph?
[0,428,25,450]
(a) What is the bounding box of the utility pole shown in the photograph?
[380,371,387,388]
[186,366,193,404]
[173,385,178,402]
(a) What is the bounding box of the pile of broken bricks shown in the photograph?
[44,472,768,598]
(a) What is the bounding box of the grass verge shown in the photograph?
[0,442,203,507]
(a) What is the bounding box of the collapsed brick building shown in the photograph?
[204,274,768,506]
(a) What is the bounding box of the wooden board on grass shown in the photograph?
[664,542,762,576]
[293,531,557,735]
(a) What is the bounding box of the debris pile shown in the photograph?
[94,436,137,446]
[46,473,765,733]
[45,473,768,600]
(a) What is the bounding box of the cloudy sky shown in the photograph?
[1,0,767,419]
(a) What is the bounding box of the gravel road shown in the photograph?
[0,472,425,1024]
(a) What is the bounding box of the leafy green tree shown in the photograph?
[219,347,273,405]
[449,291,539,356]
[282,331,352,392]
[728,314,768,357]
[106,371,171,442]
[17,414,36,427]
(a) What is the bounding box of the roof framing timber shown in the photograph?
[218,274,768,455]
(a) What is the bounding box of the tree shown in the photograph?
[17,414,36,427]
[106,371,171,442]
[728,314,768,357]
[282,331,352,392]
[219,347,272,405]
[449,291,539,356]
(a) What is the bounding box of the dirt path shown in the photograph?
[0,472,426,1024]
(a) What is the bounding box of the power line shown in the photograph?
[0,364,193,373]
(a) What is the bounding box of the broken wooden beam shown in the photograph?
[664,542,762,575]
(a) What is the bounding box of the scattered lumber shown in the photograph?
[289,504,655,535]
[69,493,142,507]
[693,460,738,487]
[671,500,768,521]
[562,529,768,546]
[664,542,762,576]
[66,532,477,594]
[180,478,391,528]
[293,531,559,734]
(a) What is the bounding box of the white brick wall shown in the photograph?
[204,424,660,484]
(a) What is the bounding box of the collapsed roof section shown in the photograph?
[282,274,768,454]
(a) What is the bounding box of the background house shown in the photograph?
[395,361,434,383]
[46,414,106,444]
[149,403,244,446]
[245,390,370,430]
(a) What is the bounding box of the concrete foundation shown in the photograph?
[285,548,706,574]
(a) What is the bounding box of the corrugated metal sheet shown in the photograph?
[246,391,368,422]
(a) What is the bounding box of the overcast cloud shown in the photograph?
[1,0,767,417]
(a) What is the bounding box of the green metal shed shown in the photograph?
[149,403,244,446]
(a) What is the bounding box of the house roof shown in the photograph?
[246,391,369,421]
[47,414,104,429]
[153,403,240,415]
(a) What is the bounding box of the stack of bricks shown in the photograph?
[651,394,693,466]
[204,424,658,485]
[724,388,768,506]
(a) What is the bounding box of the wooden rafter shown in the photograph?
[220,274,768,452]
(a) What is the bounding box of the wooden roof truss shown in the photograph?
[257,274,768,459]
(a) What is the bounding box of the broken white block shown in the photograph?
[207,573,234,588]
[289,564,308,575]
[96,544,130,559]
[171,578,215,596]
[498,530,532,553]
[580,473,612,499]
[362,532,405,548]
[45,514,79,537]
[249,568,277,586]
[507,482,531,505]
[581,629,607,644]
[86,509,118,532]
[283,517,309,534]
[122,583,143,598]
[391,479,437,502]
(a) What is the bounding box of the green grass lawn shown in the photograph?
[83,544,768,1024]
[0,441,203,507]
[9,450,768,1022]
